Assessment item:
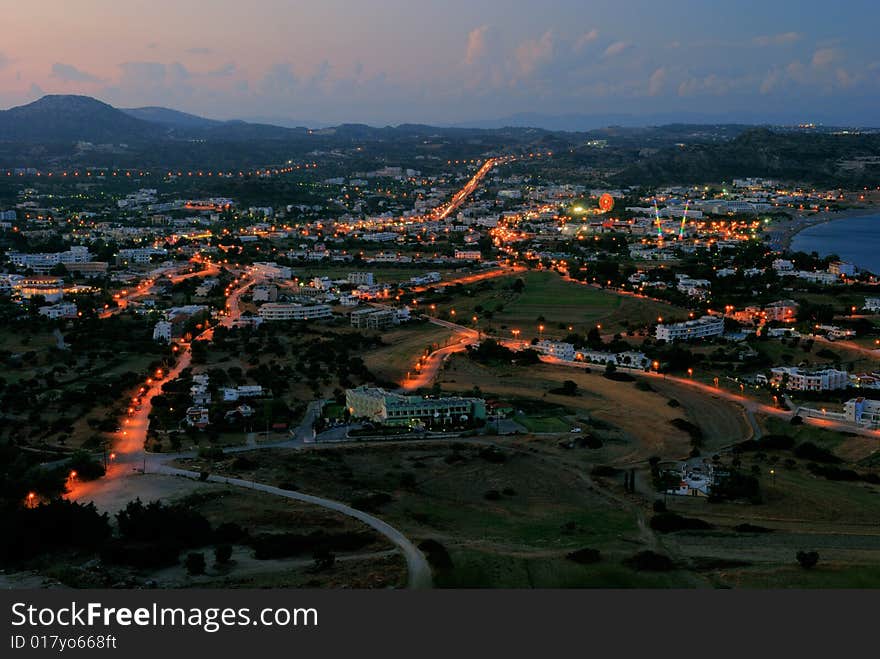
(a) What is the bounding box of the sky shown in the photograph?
[1,0,878,126]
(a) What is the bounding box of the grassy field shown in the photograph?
[432,270,684,337]
[439,355,696,462]
[173,443,696,588]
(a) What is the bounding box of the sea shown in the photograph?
[790,213,880,275]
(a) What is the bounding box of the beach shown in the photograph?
[768,205,880,252]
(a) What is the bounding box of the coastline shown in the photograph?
[773,205,880,251]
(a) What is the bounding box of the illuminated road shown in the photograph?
[432,157,508,220]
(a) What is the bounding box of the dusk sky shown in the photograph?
[1,0,878,126]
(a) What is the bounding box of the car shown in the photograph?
[570,427,582,433]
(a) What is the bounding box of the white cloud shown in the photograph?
[602,41,630,59]
[812,48,838,68]
[515,30,555,77]
[573,29,599,53]
[647,67,667,96]
[464,26,490,65]
[753,32,801,47]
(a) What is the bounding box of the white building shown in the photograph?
[153,320,172,343]
[844,397,880,428]
[535,340,576,361]
[258,303,333,321]
[38,302,77,319]
[221,385,264,402]
[454,250,482,261]
[348,272,375,286]
[655,316,725,342]
[770,367,849,392]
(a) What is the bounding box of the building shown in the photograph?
[655,315,724,342]
[770,367,849,392]
[864,297,880,312]
[577,350,651,370]
[350,307,398,330]
[454,250,482,261]
[64,262,108,278]
[250,262,293,280]
[829,261,856,277]
[221,385,263,402]
[15,276,64,302]
[844,398,880,428]
[535,340,576,361]
[252,284,278,302]
[348,272,375,286]
[764,299,798,323]
[38,302,77,319]
[185,407,210,429]
[153,320,172,343]
[345,386,486,427]
[258,303,333,321]
[116,247,167,265]
[7,246,92,273]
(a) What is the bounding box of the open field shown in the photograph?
[438,355,696,462]
[431,270,684,337]
[67,477,404,589]
[173,443,701,588]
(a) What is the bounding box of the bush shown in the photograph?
[580,435,604,449]
[625,550,673,571]
[250,531,375,560]
[214,544,233,565]
[650,512,713,533]
[652,499,667,513]
[350,492,392,511]
[66,450,106,482]
[185,552,206,575]
[478,447,507,463]
[796,550,819,569]
[566,547,601,564]
[484,489,501,501]
[734,523,773,533]
[198,446,225,460]
[418,539,453,569]
[794,442,841,464]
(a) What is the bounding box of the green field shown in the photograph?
[433,270,683,338]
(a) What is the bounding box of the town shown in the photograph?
[2,95,880,591]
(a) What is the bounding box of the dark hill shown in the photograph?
[0,95,167,143]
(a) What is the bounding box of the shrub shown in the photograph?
[796,550,819,569]
[650,512,713,533]
[625,550,673,571]
[794,442,841,464]
[478,447,507,463]
[214,544,233,565]
[734,523,773,533]
[418,539,453,569]
[566,548,601,564]
[66,450,105,482]
[185,552,206,575]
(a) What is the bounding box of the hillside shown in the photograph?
[0,95,167,143]
[611,128,880,186]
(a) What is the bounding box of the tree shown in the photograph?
[214,544,233,565]
[185,552,206,575]
[796,550,819,569]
